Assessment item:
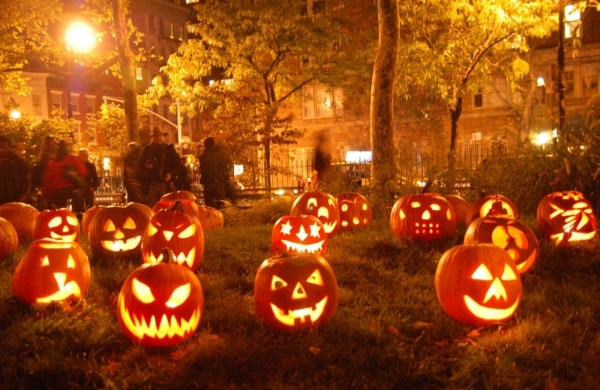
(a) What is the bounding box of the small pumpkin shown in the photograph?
[537,190,597,245]
[271,215,327,255]
[0,202,39,242]
[443,194,471,227]
[81,204,103,237]
[290,191,340,235]
[254,253,338,332]
[117,248,204,347]
[390,193,457,242]
[469,194,519,222]
[12,238,91,304]
[197,205,224,231]
[0,217,19,259]
[335,192,372,230]
[435,243,522,327]
[153,190,200,219]
[33,208,80,242]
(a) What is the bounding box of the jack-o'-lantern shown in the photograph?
[0,217,19,259]
[271,215,327,255]
[117,248,204,347]
[33,208,80,242]
[464,216,538,273]
[435,243,522,327]
[197,205,224,231]
[443,194,471,227]
[469,194,519,222]
[290,191,340,235]
[81,204,103,236]
[142,201,205,270]
[537,190,597,245]
[390,193,457,242]
[153,190,200,220]
[336,192,372,230]
[12,238,91,304]
[0,202,39,242]
[254,253,338,332]
[88,202,153,258]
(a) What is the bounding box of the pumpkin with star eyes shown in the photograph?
[117,248,204,347]
[33,208,80,242]
[142,201,205,270]
[271,215,327,255]
[88,202,153,258]
[153,190,200,219]
[254,253,338,332]
[469,194,519,223]
[435,243,523,327]
[0,217,19,259]
[464,216,538,273]
[290,191,340,235]
[389,193,457,242]
[0,202,39,242]
[197,205,224,231]
[335,192,372,230]
[12,238,91,305]
[537,190,597,246]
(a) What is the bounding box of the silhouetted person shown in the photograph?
[199,137,230,208]
[123,142,147,204]
[77,148,99,210]
[30,135,56,209]
[313,132,331,189]
[42,140,87,212]
[0,136,30,205]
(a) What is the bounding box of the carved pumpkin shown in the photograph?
[443,194,472,227]
[271,215,327,255]
[33,208,80,242]
[153,190,200,220]
[197,205,224,231]
[81,204,103,237]
[290,191,340,235]
[389,193,457,242]
[464,216,539,273]
[0,217,19,259]
[537,190,597,245]
[142,201,205,270]
[117,248,204,347]
[0,202,39,242]
[88,202,153,258]
[12,238,91,304]
[335,192,372,230]
[469,194,519,223]
[254,253,338,332]
[435,243,522,327]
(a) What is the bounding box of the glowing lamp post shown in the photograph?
[65,21,96,119]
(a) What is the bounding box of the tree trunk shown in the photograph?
[370,0,399,217]
[112,0,140,143]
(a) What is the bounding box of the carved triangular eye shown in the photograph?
[271,275,288,291]
[166,283,191,308]
[501,264,517,281]
[103,219,116,232]
[123,217,137,229]
[307,269,323,286]
[471,264,493,280]
[132,278,155,304]
[178,224,196,238]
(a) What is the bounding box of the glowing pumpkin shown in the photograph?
[435,243,522,327]
[290,191,340,235]
[469,194,519,222]
[0,217,19,259]
[443,194,471,227]
[0,202,39,242]
[389,193,457,242]
[254,253,338,332]
[335,192,372,230]
[33,208,80,242]
[88,202,153,258]
[537,190,597,245]
[197,205,224,231]
[271,215,327,255]
[153,190,200,220]
[12,238,91,304]
[81,204,103,237]
[117,248,204,347]
[142,201,205,270]
[464,216,539,273]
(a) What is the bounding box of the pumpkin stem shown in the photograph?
[170,200,184,213]
[161,247,176,264]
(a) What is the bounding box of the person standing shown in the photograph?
[139,127,181,207]
[313,131,331,189]
[0,136,31,205]
[77,148,99,210]
[199,137,230,208]
[42,140,88,212]
[30,135,56,209]
[123,142,147,204]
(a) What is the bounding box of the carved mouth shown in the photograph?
[101,236,141,252]
[270,297,328,327]
[281,239,325,254]
[50,232,77,241]
[464,295,520,321]
[37,273,82,303]
[144,248,197,268]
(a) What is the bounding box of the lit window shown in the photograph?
[345,151,371,163]
[32,94,42,116]
[86,96,95,115]
[564,5,581,39]
[135,67,143,81]
[302,84,342,119]
[473,88,483,108]
[70,93,80,114]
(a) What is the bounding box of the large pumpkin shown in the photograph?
[389,193,457,242]
[117,249,204,347]
[271,215,327,255]
[12,238,91,304]
[464,216,539,273]
[435,243,523,327]
[33,208,80,242]
[0,217,19,259]
[469,194,519,222]
[537,190,597,245]
[290,191,340,235]
[142,201,205,270]
[335,192,372,230]
[0,202,39,242]
[254,253,338,332]
[88,202,153,258]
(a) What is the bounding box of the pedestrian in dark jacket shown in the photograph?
[0,136,30,205]
[199,137,231,208]
[77,148,99,210]
[123,142,147,204]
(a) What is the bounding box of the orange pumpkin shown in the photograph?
[197,205,224,231]
[33,208,80,242]
[335,192,372,230]
[469,194,519,223]
[153,190,200,220]
[0,202,39,242]
[537,190,597,245]
[0,217,19,259]
[443,194,471,227]
[271,215,327,255]
[290,191,340,235]
[390,193,457,242]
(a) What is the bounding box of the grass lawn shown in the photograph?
[1,200,600,389]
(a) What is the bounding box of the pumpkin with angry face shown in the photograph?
[336,192,372,230]
[537,190,597,245]
[117,249,204,347]
[290,191,340,235]
[33,208,80,242]
[153,190,200,219]
[271,215,327,255]
[435,243,523,327]
[254,253,338,332]
[12,238,91,304]
[390,193,457,242]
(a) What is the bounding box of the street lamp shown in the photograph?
[65,21,96,119]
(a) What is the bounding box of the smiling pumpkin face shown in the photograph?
[271,215,327,255]
[254,253,338,332]
[290,191,340,235]
[33,208,80,242]
[435,243,522,327]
